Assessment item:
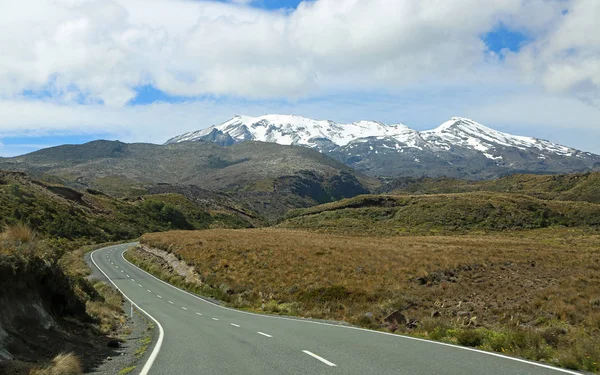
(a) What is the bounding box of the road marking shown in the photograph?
[230,323,240,327]
[121,270,124,273]
[212,318,219,321]
[196,312,203,316]
[126,274,130,278]
[91,247,164,375]
[138,284,143,287]
[119,247,581,375]
[257,332,272,338]
[181,307,188,311]
[168,301,174,304]
[131,279,135,282]
[302,351,337,367]
[115,266,119,269]
[147,290,152,293]
[157,295,162,299]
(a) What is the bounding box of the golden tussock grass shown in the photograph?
[29,352,82,375]
[138,227,600,372]
[2,223,36,244]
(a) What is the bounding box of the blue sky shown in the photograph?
[0,0,599,157]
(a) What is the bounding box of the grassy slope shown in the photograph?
[380,172,600,204]
[0,170,255,247]
[280,192,600,235]
[137,228,600,373]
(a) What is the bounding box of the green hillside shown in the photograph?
[0,170,255,247]
[281,192,600,235]
[378,172,600,204]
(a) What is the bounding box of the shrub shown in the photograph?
[2,223,36,244]
[456,329,485,347]
[29,352,82,375]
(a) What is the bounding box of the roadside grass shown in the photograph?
[137,227,600,372]
[29,352,82,375]
[118,366,136,375]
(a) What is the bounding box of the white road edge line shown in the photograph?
[302,350,337,367]
[91,247,163,375]
[120,245,579,375]
[230,323,240,327]
[257,332,272,338]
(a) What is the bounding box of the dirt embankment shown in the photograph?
[136,244,202,286]
[0,256,119,375]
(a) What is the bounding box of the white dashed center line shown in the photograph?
[257,332,272,338]
[230,323,240,328]
[138,284,143,287]
[181,307,188,311]
[147,290,152,293]
[157,295,162,299]
[302,351,337,367]
[196,313,202,316]
[126,274,130,278]
[120,270,124,273]
[212,318,219,321]
[168,301,174,304]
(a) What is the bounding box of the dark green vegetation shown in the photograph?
[0,226,125,375]
[0,170,255,247]
[281,192,600,235]
[0,140,373,220]
[378,171,600,203]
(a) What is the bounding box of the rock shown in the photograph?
[431,310,441,318]
[384,310,407,325]
[364,312,373,319]
[405,319,419,329]
[107,339,121,348]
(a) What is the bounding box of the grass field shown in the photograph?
[137,228,600,372]
[281,192,600,235]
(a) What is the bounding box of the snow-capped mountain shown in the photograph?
[166,115,600,179]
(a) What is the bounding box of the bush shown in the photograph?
[29,352,82,375]
[456,329,485,347]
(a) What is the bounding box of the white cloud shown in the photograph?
[512,0,600,106]
[0,0,599,157]
[0,0,583,106]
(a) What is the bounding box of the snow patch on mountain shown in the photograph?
[165,115,590,163]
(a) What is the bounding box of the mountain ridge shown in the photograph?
[166,115,600,179]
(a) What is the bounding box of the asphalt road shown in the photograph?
[91,243,579,375]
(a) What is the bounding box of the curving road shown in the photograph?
[91,243,578,375]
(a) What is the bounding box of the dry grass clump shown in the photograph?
[139,227,600,372]
[0,223,39,257]
[2,223,36,244]
[29,352,82,375]
[86,281,125,334]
